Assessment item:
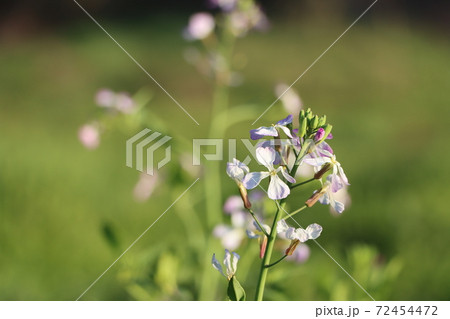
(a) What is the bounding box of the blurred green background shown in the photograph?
[1,0,450,300]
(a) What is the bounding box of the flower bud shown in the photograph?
[285,239,300,256]
[238,183,252,209]
[318,115,326,127]
[314,127,325,142]
[310,115,319,129]
[317,124,333,144]
[299,109,305,121]
[298,118,307,138]
[314,163,332,179]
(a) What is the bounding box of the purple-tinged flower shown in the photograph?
[133,172,158,202]
[242,147,295,200]
[223,195,245,215]
[250,115,293,140]
[115,92,135,114]
[314,128,333,142]
[227,158,252,208]
[329,184,351,215]
[183,13,215,40]
[213,209,248,251]
[78,124,100,150]
[95,89,115,108]
[212,249,240,280]
[277,219,322,256]
[228,4,269,37]
[226,158,249,183]
[95,89,136,114]
[303,149,349,192]
[317,176,346,213]
[277,220,323,243]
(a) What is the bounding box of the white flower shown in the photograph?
[213,208,248,251]
[133,172,158,202]
[318,175,345,214]
[303,149,349,193]
[242,146,295,200]
[184,13,215,40]
[212,249,240,280]
[277,219,322,243]
[95,88,115,108]
[250,115,293,140]
[226,158,249,183]
[78,124,100,150]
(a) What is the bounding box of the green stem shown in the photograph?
[290,178,315,190]
[199,23,236,301]
[248,209,270,237]
[255,201,285,301]
[264,255,287,268]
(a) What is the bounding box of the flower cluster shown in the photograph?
[182,0,268,87]
[213,108,351,299]
[78,88,137,150]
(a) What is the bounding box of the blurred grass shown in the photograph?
[1,15,450,300]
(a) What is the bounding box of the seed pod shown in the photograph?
[285,239,300,256]
[238,184,251,209]
[314,163,332,179]
[305,186,327,207]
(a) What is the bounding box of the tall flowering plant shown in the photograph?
[213,109,350,300]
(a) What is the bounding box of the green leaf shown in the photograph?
[227,276,246,301]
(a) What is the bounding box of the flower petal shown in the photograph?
[330,174,344,193]
[232,252,240,274]
[226,158,249,181]
[250,126,278,140]
[276,114,293,126]
[317,141,333,155]
[303,156,329,167]
[221,229,244,251]
[213,224,230,238]
[295,228,310,242]
[223,249,232,277]
[255,146,276,169]
[306,223,323,239]
[331,198,345,214]
[277,219,290,234]
[277,125,293,138]
[242,171,270,189]
[279,167,296,184]
[338,165,350,185]
[318,192,330,205]
[268,174,290,200]
[285,227,298,240]
[212,253,225,277]
[246,229,259,239]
